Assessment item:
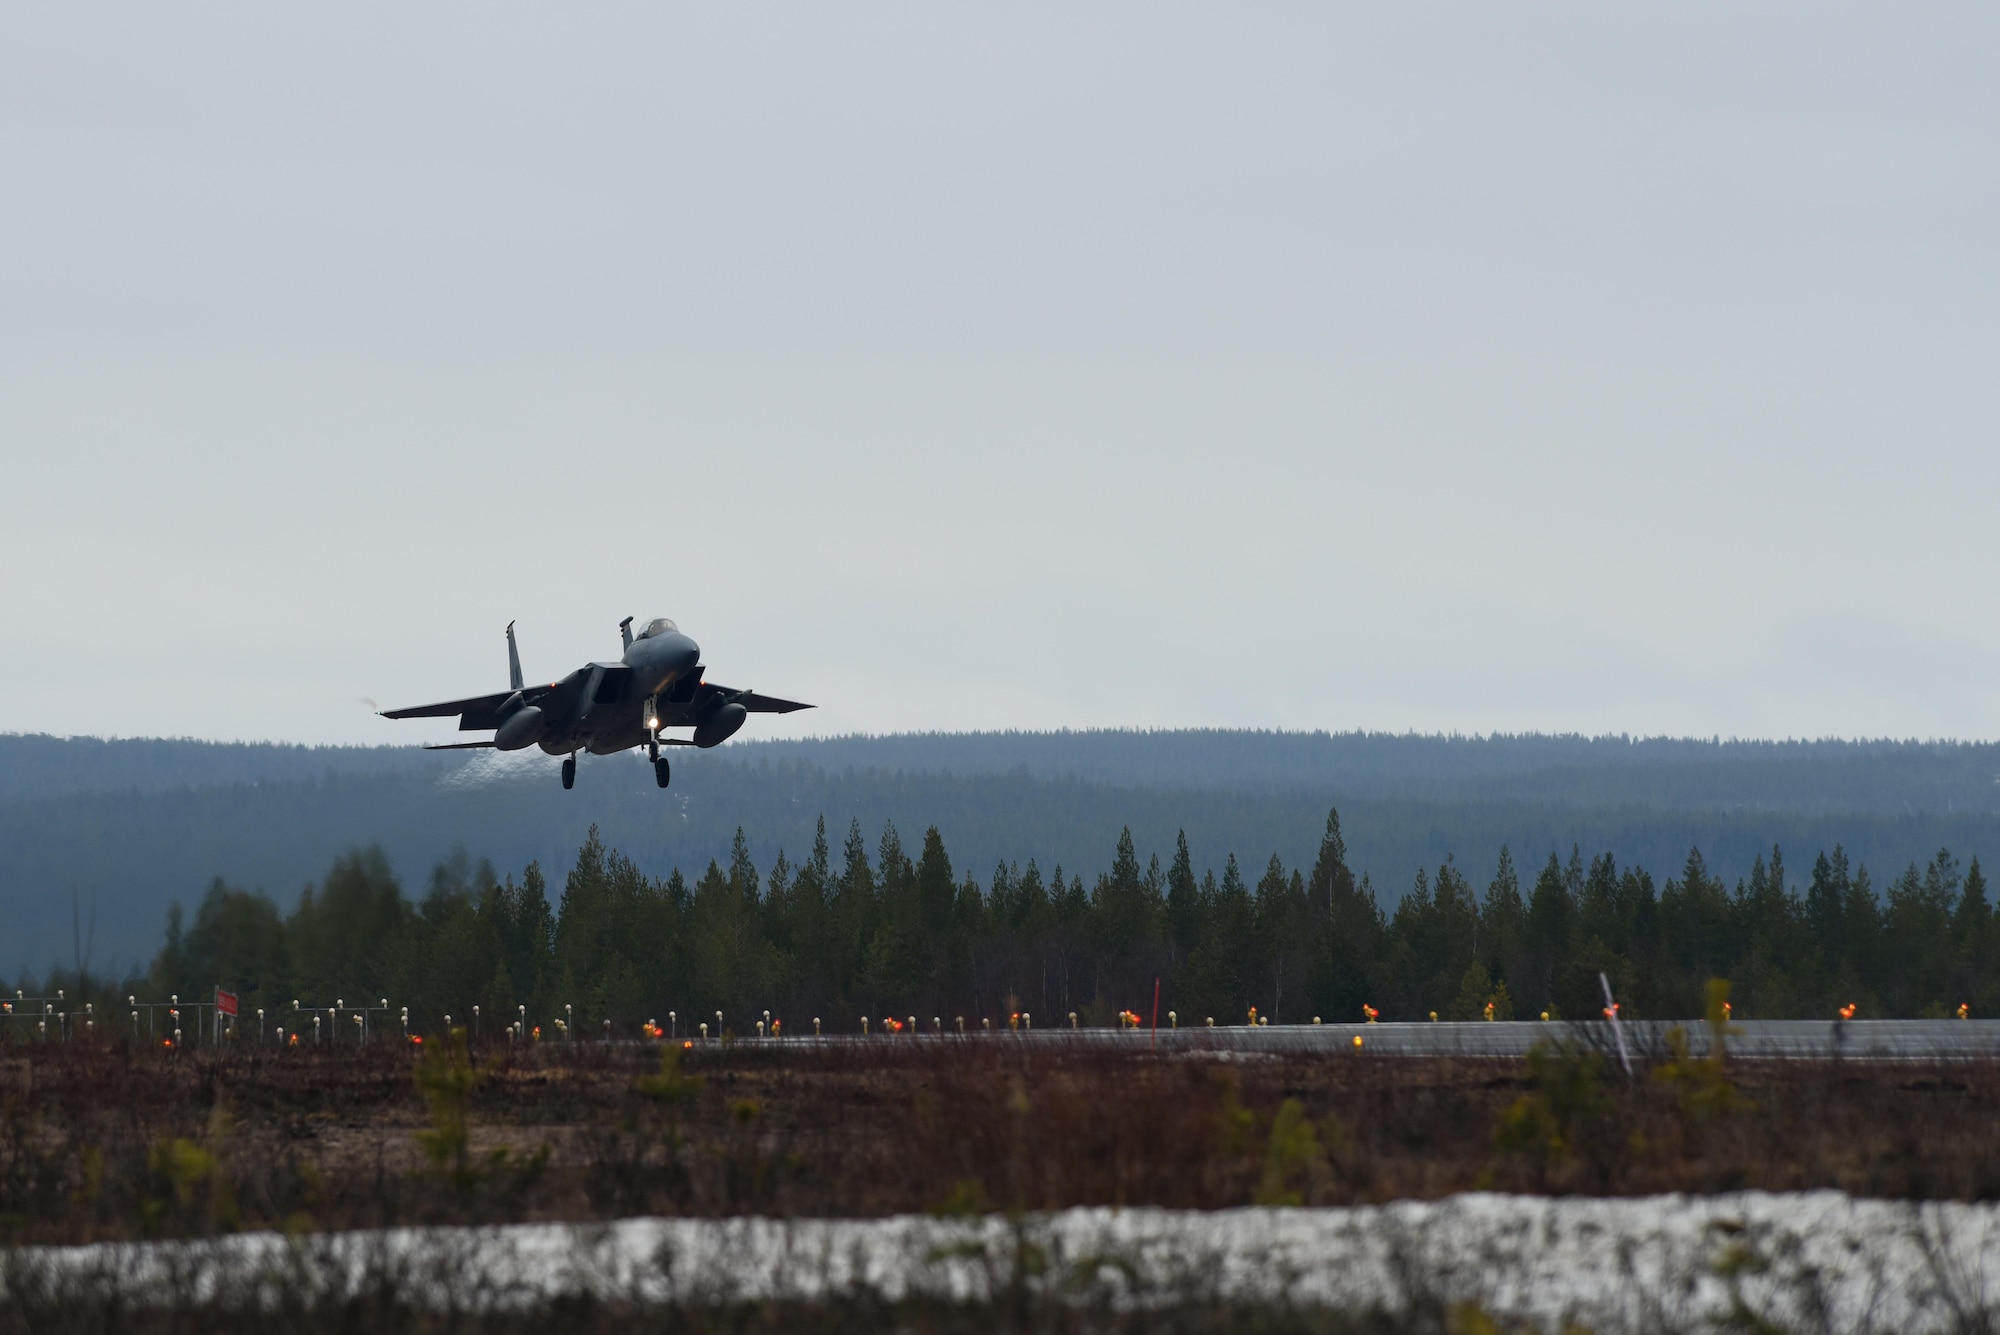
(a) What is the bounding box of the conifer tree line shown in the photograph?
[50,809,1993,1032]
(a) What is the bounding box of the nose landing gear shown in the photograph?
[561,754,576,790]
[654,757,671,789]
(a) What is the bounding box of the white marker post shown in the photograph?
[1599,971,1632,1080]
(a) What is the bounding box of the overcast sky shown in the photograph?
[3,4,1995,746]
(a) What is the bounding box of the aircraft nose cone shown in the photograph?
[629,632,702,690]
[671,634,700,675]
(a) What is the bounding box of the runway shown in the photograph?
[698,1018,2000,1061]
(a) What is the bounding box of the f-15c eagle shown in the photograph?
[381,617,810,790]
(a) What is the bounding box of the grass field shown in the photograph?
[7,1030,2000,1248]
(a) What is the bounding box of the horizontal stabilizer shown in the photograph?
[424,740,497,751]
[705,686,814,714]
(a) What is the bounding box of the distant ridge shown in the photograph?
[0,733,451,803]
[2,730,1995,974]
[725,730,2000,814]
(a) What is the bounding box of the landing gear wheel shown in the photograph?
[561,755,576,790]
[654,757,671,789]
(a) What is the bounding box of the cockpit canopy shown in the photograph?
[635,617,679,641]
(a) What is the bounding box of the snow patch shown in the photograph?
[12,1192,2000,1330]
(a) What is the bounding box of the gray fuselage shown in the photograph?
[529,628,703,756]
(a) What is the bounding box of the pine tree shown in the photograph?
[913,827,957,1004]
[1956,858,1993,1014]
[1447,959,1493,1021]
[832,819,876,1012]
[1883,850,1959,1014]
[1310,808,1379,1024]
[1658,846,1729,1014]
[1090,828,1160,1008]
[1431,858,1479,1003]
[788,818,834,1014]
[1166,830,1202,962]
[1807,848,1848,975]
[1524,853,1574,1011]
[1480,847,1529,1000]
[1578,852,1622,958]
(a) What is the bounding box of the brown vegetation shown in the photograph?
[6,1033,2000,1248]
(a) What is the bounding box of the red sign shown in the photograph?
[215,989,238,1017]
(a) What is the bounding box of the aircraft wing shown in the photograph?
[380,684,555,731]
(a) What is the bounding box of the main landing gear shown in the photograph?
[646,699,670,788]
[561,754,576,790]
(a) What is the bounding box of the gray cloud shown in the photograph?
[2,3,1995,743]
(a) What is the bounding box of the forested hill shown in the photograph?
[1,730,1997,974]
[730,731,2000,813]
[0,734,447,803]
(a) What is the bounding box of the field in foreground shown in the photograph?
[6,1034,2000,1249]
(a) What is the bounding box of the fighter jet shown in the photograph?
[380,617,811,789]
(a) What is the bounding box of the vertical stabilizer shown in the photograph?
[506,621,524,691]
[620,615,635,650]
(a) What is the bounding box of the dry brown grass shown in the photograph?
[6,1034,2000,1246]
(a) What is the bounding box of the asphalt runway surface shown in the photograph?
[688,1019,2000,1061]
